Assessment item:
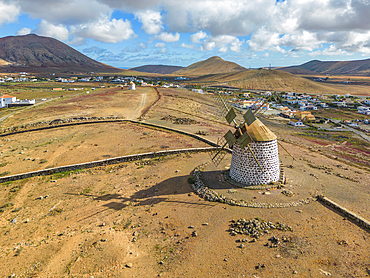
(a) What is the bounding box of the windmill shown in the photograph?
[210,93,290,186]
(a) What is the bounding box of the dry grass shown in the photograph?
[0,86,369,277]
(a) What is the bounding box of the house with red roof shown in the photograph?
[0,95,16,108]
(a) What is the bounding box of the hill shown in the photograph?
[129,65,183,74]
[0,34,122,74]
[280,58,370,76]
[174,56,246,76]
[193,68,356,94]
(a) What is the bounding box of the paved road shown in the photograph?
[330,119,370,143]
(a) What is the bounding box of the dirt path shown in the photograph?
[131,93,147,120]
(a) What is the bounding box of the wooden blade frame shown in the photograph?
[225,108,237,125]
[224,130,236,147]
[237,132,252,149]
[210,136,228,167]
[243,108,256,126]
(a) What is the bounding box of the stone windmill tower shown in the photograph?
[211,95,286,186]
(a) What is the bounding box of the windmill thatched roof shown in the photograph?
[246,119,277,142]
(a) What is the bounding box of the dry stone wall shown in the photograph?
[230,140,280,185]
[0,147,218,184]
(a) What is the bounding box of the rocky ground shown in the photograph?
[0,86,369,277]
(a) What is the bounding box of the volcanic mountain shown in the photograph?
[193,68,352,94]
[173,56,247,76]
[0,34,122,74]
[279,58,370,75]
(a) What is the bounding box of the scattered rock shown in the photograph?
[101,238,107,242]
[255,263,265,269]
[319,269,331,276]
[125,263,133,268]
[293,270,298,274]
[191,231,198,237]
[188,225,194,229]
[202,223,209,226]
[281,190,294,197]
[161,115,199,125]
[228,218,293,238]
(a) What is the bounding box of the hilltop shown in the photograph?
[173,56,246,76]
[0,34,122,74]
[129,65,184,74]
[280,58,370,76]
[193,69,356,94]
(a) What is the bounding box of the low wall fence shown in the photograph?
[0,147,220,184]
[317,195,370,232]
[0,119,228,150]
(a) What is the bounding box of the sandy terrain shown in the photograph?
[1,86,158,128]
[0,86,369,277]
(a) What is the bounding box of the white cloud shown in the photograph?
[136,10,163,34]
[308,45,350,57]
[154,32,180,43]
[75,17,136,43]
[181,42,194,49]
[154,47,167,54]
[155,42,166,48]
[229,38,243,52]
[18,0,111,26]
[198,35,242,52]
[17,27,31,36]
[202,41,216,51]
[219,46,228,53]
[124,42,147,52]
[34,20,70,41]
[190,31,207,43]
[0,1,20,26]
[6,0,370,56]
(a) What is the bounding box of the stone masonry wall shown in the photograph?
[0,147,218,184]
[230,140,280,185]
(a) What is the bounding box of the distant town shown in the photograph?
[1,71,369,133]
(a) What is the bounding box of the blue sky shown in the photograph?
[1,0,370,69]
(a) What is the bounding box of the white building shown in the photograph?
[14,99,35,105]
[289,119,304,127]
[129,82,136,90]
[192,89,204,94]
[0,95,16,108]
[358,106,370,115]
[229,119,281,186]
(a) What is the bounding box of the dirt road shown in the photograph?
[131,93,147,120]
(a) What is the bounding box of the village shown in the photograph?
[1,72,369,133]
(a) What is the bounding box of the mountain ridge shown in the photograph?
[279,58,370,75]
[0,34,122,74]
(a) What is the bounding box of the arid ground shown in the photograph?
[0,86,369,277]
